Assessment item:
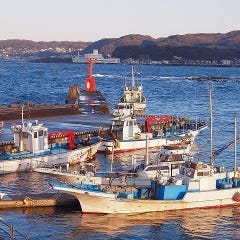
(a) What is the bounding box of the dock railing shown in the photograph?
[0,220,29,240]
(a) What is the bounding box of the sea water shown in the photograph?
[0,60,240,239]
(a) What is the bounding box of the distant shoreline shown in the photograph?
[1,57,240,67]
[30,57,239,67]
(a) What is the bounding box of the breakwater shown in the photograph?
[0,102,80,121]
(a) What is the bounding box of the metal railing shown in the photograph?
[0,220,29,240]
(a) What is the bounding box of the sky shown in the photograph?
[1,0,240,42]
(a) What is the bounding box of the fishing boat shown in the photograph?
[0,115,101,175]
[113,67,146,117]
[97,114,207,154]
[36,139,193,187]
[52,153,240,214]
[52,88,240,214]
[135,142,193,180]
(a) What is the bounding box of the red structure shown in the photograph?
[84,58,96,91]
[145,115,171,132]
[48,131,75,150]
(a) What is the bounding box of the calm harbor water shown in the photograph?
[0,60,240,239]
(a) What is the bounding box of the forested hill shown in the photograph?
[1,30,240,61]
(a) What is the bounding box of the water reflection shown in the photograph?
[1,203,239,239]
[75,207,240,239]
[0,172,56,194]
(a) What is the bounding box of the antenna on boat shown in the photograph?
[209,84,214,165]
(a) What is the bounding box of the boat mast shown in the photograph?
[209,85,214,165]
[131,66,135,87]
[21,106,24,125]
[110,145,114,173]
[234,117,237,187]
[19,106,24,152]
[145,135,149,166]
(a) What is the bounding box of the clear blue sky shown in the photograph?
[1,0,239,42]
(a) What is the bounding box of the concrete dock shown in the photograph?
[0,192,80,209]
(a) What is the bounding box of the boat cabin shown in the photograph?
[111,116,147,141]
[120,84,145,104]
[179,161,216,191]
[180,161,214,178]
[11,120,49,153]
[116,66,146,116]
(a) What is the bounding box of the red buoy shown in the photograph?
[85,58,96,91]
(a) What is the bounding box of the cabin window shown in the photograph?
[39,130,43,136]
[34,132,37,138]
[44,131,47,137]
[197,171,210,177]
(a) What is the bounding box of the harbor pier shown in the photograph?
[0,193,80,209]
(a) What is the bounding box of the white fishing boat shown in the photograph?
[98,114,207,154]
[0,116,101,175]
[36,139,193,188]
[53,157,240,214]
[136,142,192,180]
[113,67,146,117]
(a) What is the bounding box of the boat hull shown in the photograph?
[98,130,199,154]
[0,142,101,175]
[53,185,240,214]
